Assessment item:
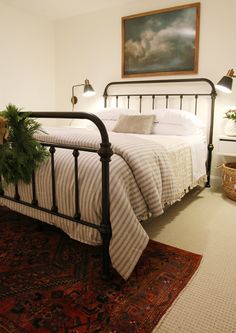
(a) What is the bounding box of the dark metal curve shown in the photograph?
[103,78,216,97]
[28,111,110,144]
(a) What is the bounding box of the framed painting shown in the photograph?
[122,3,200,78]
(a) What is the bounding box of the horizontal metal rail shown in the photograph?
[1,195,102,231]
[40,142,98,153]
[106,93,212,97]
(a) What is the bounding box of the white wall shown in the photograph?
[0,1,55,111]
[54,0,236,175]
[1,0,235,176]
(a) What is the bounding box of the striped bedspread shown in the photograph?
[0,127,201,279]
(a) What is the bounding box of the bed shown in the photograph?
[0,78,217,280]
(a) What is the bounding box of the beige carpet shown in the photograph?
[142,182,236,333]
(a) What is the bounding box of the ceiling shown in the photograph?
[3,0,137,20]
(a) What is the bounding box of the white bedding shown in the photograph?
[0,127,207,279]
[133,134,207,181]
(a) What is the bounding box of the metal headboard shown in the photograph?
[103,78,217,187]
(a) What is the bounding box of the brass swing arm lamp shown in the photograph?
[216,69,236,93]
[71,79,95,110]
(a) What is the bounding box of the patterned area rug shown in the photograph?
[0,206,202,333]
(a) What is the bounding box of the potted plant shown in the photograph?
[0,104,48,187]
[224,109,236,136]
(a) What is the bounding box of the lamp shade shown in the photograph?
[83,79,96,97]
[215,69,235,93]
[215,75,233,93]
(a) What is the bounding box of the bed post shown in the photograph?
[98,142,113,279]
[205,90,217,187]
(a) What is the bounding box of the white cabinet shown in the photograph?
[218,136,236,157]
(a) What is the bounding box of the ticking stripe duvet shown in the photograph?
[0,127,206,279]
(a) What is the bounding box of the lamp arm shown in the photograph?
[71,83,86,111]
[72,83,85,97]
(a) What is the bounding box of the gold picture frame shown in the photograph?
[122,3,200,78]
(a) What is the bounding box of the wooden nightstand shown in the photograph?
[218,135,236,157]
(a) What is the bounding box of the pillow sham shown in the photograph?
[152,122,203,136]
[95,107,139,120]
[153,108,204,129]
[69,108,135,128]
[112,114,155,134]
[70,119,116,131]
[73,108,140,132]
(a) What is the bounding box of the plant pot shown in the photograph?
[224,120,236,136]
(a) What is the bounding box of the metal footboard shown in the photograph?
[0,111,113,279]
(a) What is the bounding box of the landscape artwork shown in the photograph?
[122,3,200,77]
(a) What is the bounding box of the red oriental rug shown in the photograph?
[0,206,202,333]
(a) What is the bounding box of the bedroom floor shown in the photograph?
[142,181,236,333]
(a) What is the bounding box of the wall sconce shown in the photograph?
[71,79,95,110]
[216,69,236,93]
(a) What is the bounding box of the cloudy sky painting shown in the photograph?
[123,5,199,76]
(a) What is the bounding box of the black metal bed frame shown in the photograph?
[0,78,216,279]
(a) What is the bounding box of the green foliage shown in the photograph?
[225,109,236,122]
[0,104,49,185]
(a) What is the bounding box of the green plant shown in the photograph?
[0,104,48,185]
[224,109,236,122]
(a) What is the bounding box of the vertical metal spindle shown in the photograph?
[166,95,169,108]
[152,95,155,109]
[127,95,130,109]
[14,183,20,200]
[49,145,58,213]
[0,176,4,196]
[104,95,107,108]
[31,171,38,206]
[116,95,118,108]
[180,95,183,109]
[195,95,198,115]
[139,95,142,113]
[73,149,80,220]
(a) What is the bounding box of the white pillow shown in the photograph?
[70,119,92,129]
[152,123,203,135]
[69,107,123,129]
[99,119,116,131]
[153,108,204,129]
[69,108,134,128]
[70,119,116,132]
[95,107,139,120]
